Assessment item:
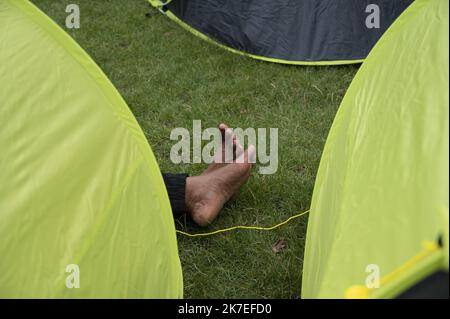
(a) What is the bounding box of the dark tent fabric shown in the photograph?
[150,0,413,65]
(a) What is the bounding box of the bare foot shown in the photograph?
[186,143,255,227]
[205,123,240,173]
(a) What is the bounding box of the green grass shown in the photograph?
[32,0,358,298]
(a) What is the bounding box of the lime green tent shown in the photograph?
[0,0,182,298]
[302,0,449,299]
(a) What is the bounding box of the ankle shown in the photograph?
[185,176,198,215]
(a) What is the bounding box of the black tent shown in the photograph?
[150,0,413,65]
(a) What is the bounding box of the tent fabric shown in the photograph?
[301,0,449,299]
[150,0,413,65]
[0,0,182,298]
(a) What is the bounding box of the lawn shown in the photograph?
[32,0,359,298]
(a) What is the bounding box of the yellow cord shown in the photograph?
[345,240,441,299]
[176,209,310,237]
